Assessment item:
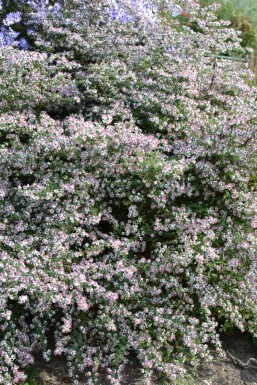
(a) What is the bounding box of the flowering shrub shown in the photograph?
[0,1,257,385]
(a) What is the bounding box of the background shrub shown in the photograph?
[199,0,257,52]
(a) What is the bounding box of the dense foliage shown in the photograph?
[0,1,257,385]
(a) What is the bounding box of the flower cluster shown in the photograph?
[0,0,62,49]
[108,0,182,24]
[0,1,257,385]
[0,0,182,50]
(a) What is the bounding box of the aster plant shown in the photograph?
[0,1,257,385]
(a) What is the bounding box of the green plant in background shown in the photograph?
[22,367,38,385]
[231,0,257,27]
[23,380,38,385]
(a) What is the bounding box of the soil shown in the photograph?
[32,330,257,385]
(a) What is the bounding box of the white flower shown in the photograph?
[19,295,28,304]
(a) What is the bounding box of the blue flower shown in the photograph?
[3,12,22,27]
[167,45,176,53]
[109,1,136,23]
[0,26,20,46]
[109,1,182,24]
[109,0,158,24]
[0,32,5,46]
[168,4,182,17]
[20,37,29,50]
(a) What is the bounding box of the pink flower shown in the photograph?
[113,240,122,250]
[77,297,89,311]
[241,242,250,249]
[61,317,72,334]
[19,295,28,304]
